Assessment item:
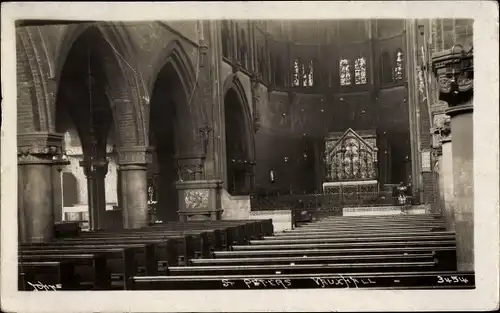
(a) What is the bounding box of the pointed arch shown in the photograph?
[148,40,197,110]
[222,75,256,163]
[54,23,148,147]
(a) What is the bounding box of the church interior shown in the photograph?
[14,18,475,290]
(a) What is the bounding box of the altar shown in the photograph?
[323,129,379,205]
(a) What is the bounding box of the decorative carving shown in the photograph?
[18,132,65,163]
[198,126,212,155]
[79,158,109,178]
[431,113,452,148]
[325,129,378,182]
[432,45,473,107]
[184,189,210,210]
[251,73,261,133]
[117,146,152,166]
[176,155,206,181]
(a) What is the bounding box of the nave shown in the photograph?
[19,212,474,291]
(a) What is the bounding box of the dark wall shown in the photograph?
[250,20,412,194]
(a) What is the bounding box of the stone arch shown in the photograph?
[16,28,54,133]
[147,40,202,222]
[222,75,256,194]
[147,39,200,127]
[148,39,204,153]
[223,75,256,162]
[54,23,148,148]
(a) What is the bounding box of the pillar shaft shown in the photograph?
[80,159,109,231]
[18,159,55,242]
[432,44,474,272]
[18,132,64,242]
[441,139,455,231]
[119,165,149,228]
[448,106,474,271]
[117,146,152,229]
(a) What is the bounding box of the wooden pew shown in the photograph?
[288,224,447,232]
[19,247,140,290]
[20,244,156,287]
[281,226,447,234]
[267,230,455,240]
[212,246,456,268]
[64,232,205,263]
[56,234,189,266]
[298,220,446,228]
[18,253,109,290]
[165,261,439,276]
[248,233,456,245]
[230,239,457,251]
[18,261,76,291]
[318,214,443,222]
[190,252,436,266]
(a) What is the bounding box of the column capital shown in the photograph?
[116,146,152,166]
[18,132,65,165]
[79,158,109,178]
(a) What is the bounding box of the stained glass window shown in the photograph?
[354,57,367,85]
[308,60,314,87]
[394,49,404,81]
[292,59,314,87]
[340,58,351,86]
[302,63,307,87]
[293,59,300,87]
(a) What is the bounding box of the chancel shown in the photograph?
[14,18,475,291]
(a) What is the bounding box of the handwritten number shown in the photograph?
[437,276,444,284]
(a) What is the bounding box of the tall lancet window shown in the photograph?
[394,49,404,81]
[293,59,300,87]
[307,60,314,87]
[301,63,307,87]
[340,58,351,86]
[354,57,367,85]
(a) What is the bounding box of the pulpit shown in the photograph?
[323,129,379,205]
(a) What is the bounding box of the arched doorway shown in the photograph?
[149,54,196,223]
[55,27,120,231]
[223,85,255,195]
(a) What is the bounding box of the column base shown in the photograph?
[176,180,223,221]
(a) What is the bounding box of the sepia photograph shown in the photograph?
[1,2,498,312]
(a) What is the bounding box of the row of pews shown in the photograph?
[19,214,475,291]
[131,214,474,290]
[18,219,273,291]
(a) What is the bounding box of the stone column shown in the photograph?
[52,159,70,223]
[441,137,455,231]
[430,101,451,215]
[18,132,64,242]
[432,44,474,272]
[447,104,473,271]
[405,20,424,201]
[80,158,108,231]
[117,146,151,229]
